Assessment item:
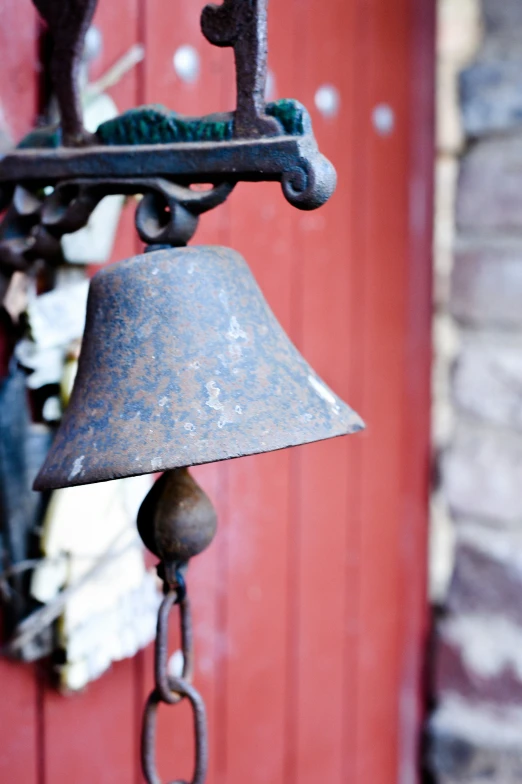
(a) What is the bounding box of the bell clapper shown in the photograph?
[138,467,216,784]
[137,467,218,585]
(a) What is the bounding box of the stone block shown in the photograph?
[457,137,522,232]
[483,0,522,39]
[448,541,522,626]
[443,424,522,525]
[436,614,522,704]
[451,240,522,328]
[453,336,522,429]
[461,60,522,137]
[429,695,522,783]
[431,733,522,783]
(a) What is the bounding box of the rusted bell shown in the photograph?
[34,245,363,491]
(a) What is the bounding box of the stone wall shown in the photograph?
[431,1,522,781]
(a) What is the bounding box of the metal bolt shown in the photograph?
[372,103,395,136]
[84,26,103,63]
[173,45,200,84]
[314,84,340,118]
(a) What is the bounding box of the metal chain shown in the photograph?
[141,573,208,784]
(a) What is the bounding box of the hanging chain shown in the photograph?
[141,570,208,784]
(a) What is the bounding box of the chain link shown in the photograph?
[141,577,208,784]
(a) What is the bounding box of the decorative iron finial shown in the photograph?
[33,0,97,146]
[201,0,280,137]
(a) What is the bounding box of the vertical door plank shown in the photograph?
[0,4,39,783]
[351,1,430,782]
[222,191,294,784]
[41,3,140,783]
[220,2,302,781]
[288,1,362,784]
[346,1,374,782]
[43,661,136,783]
[397,0,434,780]
[0,0,38,142]
[0,658,40,782]
[90,0,144,269]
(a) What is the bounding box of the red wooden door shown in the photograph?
[0,0,433,783]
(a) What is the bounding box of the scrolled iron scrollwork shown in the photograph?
[281,154,338,212]
[0,179,235,281]
[135,180,235,246]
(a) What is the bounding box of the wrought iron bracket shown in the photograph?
[0,0,336,284]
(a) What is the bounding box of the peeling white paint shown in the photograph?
[431,694,522,749]
[227,316,249,360]
[173,45,200,84]
[227,316,248,341]
[235,405,243,414]
[205,380,224,410]
[69,455,85,480]
[315,84,340,118]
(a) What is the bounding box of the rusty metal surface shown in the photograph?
[0,130,336,205]
[142,586,208,784]
[0,179,236,276]
[137,468,217,567]
[154,589,194,703]
[34,246,364,490]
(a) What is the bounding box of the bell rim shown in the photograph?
[33,415,364,491]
